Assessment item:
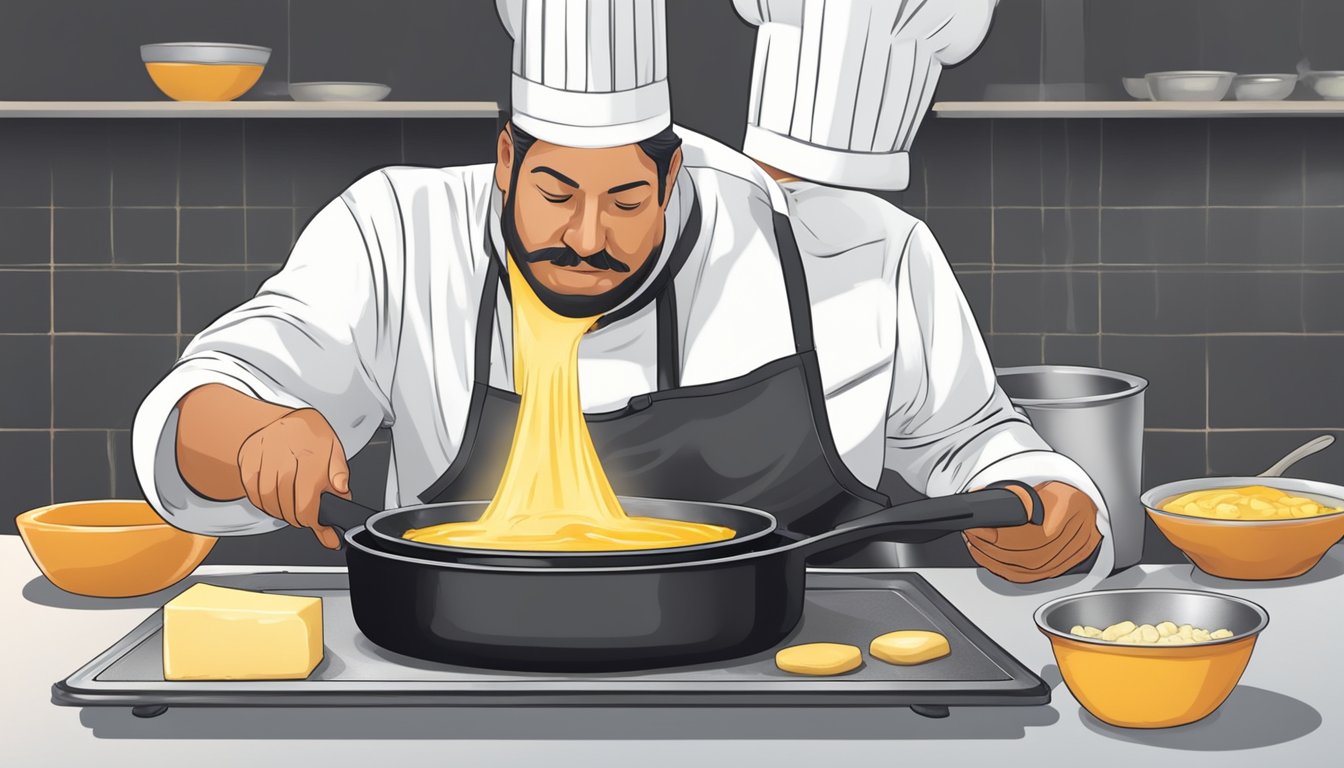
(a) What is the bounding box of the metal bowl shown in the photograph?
[1306,72,1344,100]
[1232,74,1298,101]
[1121,77,1152,100]
[140,42,271,66]
[288,82,391,102]
[1142,476,1344,580]
[1035,589,1268,728]
[1145,71,1236,101]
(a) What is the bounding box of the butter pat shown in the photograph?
[870,630,950,666]
[775,642,863,676]
[163,584,323,681]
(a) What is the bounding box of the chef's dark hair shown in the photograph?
[506,120,682,204]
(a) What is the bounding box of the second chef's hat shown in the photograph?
[735,0,997,190]
[497,0,672,148]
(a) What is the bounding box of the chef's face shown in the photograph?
[495,127,682,297]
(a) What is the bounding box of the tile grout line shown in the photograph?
[175,122,183,349]
[1300,125,1308,333]
[1205,337,1212,474]
[21,203,1344,212]
[241,120,249,276]
[1096,119,1105,341]
[106,429,116,497]
[988,120,996,335]
[107,127,119,497]
[1209,117,1220,465]
[48,162,55,505]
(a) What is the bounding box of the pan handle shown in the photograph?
[317,492,380,544]
[792,481,1044,559]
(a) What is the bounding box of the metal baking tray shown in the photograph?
[53,570,1048,718]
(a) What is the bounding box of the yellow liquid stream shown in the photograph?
[403,258,735,551]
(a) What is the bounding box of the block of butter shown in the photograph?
[163,583,323,681]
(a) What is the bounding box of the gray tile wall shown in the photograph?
[878,115,1344,563]
[0,117,499,565]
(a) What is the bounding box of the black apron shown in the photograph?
[418,209,890,537]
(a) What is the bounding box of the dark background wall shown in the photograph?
[1,0,1342,566]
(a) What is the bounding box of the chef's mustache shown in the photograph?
[520,247,630,273]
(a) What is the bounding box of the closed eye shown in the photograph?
[614,201,642,211]
[540,190,573,203]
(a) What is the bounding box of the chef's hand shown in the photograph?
[962,482,1101,583]
[236,408,351,550]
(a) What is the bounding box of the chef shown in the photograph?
[734,0,1112,580]
[134,0,1099,584]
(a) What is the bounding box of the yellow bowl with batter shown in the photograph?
[1035,589,1268,729]
[1142,477,1344,580]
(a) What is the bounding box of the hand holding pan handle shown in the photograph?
[793,481,1043,559]
[317,492,382,547]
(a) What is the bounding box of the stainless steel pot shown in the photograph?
[996,365,1148,571]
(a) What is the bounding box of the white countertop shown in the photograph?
[4,534,1339,768]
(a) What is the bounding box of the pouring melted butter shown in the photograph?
[402,257,735,552]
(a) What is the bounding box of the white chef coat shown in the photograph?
[778,178,1113,578]
[132,128,1111,577]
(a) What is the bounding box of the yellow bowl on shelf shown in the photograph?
[1142,476,1344,580]
[140,42,270,102]
[1035,589,1268,729]
[16,500,215,598]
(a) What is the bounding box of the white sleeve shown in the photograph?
[132,187,400,536]
[883,222,1114,575]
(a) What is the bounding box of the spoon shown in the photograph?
[1259,434,1335,478]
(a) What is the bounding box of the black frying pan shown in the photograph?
[318,494,778,567]
[329,482,1044,671]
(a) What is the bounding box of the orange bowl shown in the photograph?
[1035,589,1268,729]
[140,42,270,101]
[16,500,215,597]
[1143,477,1344,580]
[143,62,264,101]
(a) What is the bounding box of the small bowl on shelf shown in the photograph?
[288,82,392,102]
[16,500,215,598]
[1121,77,1152,100]
[141,42,270,101]
[1145,71,1236,101]
[1304,72,1344,100]
[1035,589,1268,729]
[1232,74,1298,101]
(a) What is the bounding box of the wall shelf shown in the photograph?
[933,101,1344,118]
[0,101,499,118]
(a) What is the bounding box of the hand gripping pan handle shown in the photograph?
[318,492,381,544]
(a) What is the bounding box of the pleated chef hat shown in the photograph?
[735,0,997,190]
[497,0,672,148]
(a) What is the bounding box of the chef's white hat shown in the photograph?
[497,0,672,149]
[736,0,997,190]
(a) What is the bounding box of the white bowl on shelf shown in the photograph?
[1232,74,1297,101]
[1145,71,1236,101]
[288,82,391,102]
[1122,77,1152,100]
[1305,72,1344,100]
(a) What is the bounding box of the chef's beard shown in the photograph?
[500,194,664,319]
